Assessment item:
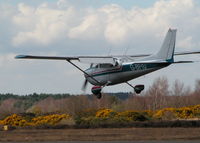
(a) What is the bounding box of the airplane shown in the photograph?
[16,29,200,99]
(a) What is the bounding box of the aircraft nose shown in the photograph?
[84,69,92,78]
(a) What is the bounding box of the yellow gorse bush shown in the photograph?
[1,104,200,127]
[95,109,118,118]
[0,114,28,127]
[95,109,149,121]
[144,110,154,117]
[154,105,200,119]
[117,110,139,121]
[176,105,200,119]
[31,114,71,126]
[95,105,200,121]
[0,114,71,127]
[154,108,176,119]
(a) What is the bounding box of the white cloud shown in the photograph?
[101,4,131,44]
[10,0,200,47]
[57,0,69,9]
[177,36,194,50]
[68,13,104,40]
[12,3,76,45]
[0,4,16,20]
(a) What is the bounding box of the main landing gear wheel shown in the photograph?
[126,82,145,94]
[134,85,145,94]
[91,86,102,99]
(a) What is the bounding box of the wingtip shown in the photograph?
[15,55,27,59]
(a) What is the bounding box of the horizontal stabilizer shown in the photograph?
[132,60,197,64]
[172,61,196,64]
[175,51,200,56]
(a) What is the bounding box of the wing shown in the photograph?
[15,55,79,60]
[15,54,152,65]
[15,50,200,64]
[15,55,116,64]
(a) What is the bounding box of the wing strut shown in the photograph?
[126,82,135,89]
[66,60,101,85]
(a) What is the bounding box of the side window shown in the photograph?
[115,61,119,67]
[94,64,114,68]
[95,64,99,68]
[108,64,114,68]
[99,64,113,68]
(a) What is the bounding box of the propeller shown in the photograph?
[82,79,88,91]
[81,64,93,91]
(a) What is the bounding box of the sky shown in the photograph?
[1,0,200,95]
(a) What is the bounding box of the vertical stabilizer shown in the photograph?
[155,29,177,62]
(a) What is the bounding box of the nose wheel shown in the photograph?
[91,86,102,99]
[95,93,102,99]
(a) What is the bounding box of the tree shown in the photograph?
[195,79,200,94]
[146,77,169,110]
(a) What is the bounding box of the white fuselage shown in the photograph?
[84,62,170,86]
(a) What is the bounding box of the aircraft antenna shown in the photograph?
[123,46,129,56]
[123,41,131,56]
[107,46,112,56]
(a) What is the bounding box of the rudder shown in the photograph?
[155,29,177,62]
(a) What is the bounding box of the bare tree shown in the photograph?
[146,77,169,110]
[195,79,200,94]
[0,99,22,117]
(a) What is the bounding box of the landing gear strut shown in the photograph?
[91,86,102,99]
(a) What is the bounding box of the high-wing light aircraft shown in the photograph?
[16,29,200,99]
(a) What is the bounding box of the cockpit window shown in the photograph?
[94,64,98,68]
[99,64,113,68]
[93,64,116,68]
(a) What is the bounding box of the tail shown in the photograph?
[155,29,177,62]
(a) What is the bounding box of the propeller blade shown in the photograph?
[82,79,88,91]
[82,64,92,91]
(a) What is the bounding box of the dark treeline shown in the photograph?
[0,77,200,118]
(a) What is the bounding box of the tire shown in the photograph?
[96,93,102,99]
[134,85,145,94]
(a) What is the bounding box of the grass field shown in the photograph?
[1,128,200,141]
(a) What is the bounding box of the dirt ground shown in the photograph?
[0,128,200,141]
